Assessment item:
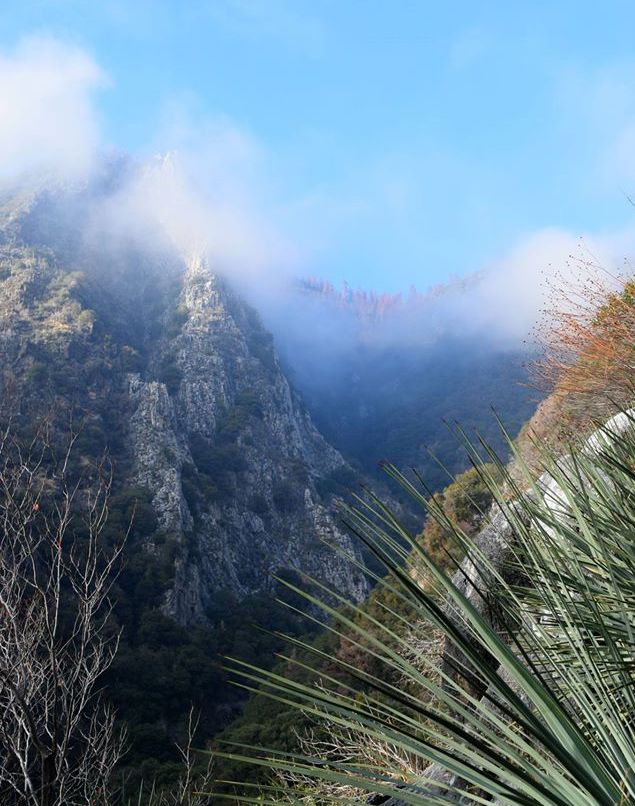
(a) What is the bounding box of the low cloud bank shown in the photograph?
[260,226,632,370]
[449,227,630,344]
[0,35,632,360]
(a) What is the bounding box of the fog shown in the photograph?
[0,34,631,367]
[0,37,104,181]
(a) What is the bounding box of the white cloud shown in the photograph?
[470,228,594,341]
[89,130,298,300]
[433,224,635,346]
[266,223,635,362]
[0,36,105,180]
[0,34,297,295]
[152,97,267,207]
[2,31,632,358]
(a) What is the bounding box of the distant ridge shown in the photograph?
[298,273,477,323]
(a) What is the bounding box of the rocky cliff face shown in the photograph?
[129,254,368,622]
[0,178,368,625]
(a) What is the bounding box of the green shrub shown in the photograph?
[247,331,276,373]
[235,388,264,418]
[216,392,264,441]
[166,303,189,338]
[158,357,183,395]
[248,493,269,516]
[74,423,108,457]
[316,463,358,498]
[189,433,247,476]
[121,345,144,373]
[107,485,158,539]
[272,479,302,513]
[26,361,49,386]
[417,462,499,573]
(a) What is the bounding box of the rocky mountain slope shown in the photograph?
[0,178,368,626]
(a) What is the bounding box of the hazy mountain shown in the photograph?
[269,278,540,491]
[0,171,369,771]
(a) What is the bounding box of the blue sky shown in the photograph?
[2,1,635,293]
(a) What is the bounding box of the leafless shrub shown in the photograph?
[131,708,214,806]
[0,423,126,805]
[274,716,428,804]
[275,628,445,804]
[531,257,635,415]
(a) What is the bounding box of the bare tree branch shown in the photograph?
[0,427,126,805]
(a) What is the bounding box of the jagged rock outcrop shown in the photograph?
[0,178,368,626]
[131,254,369,622]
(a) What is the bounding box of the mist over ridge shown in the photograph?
[1,32,633,374]
[0,31,632,491]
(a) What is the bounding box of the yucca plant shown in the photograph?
[217,408,635,805]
